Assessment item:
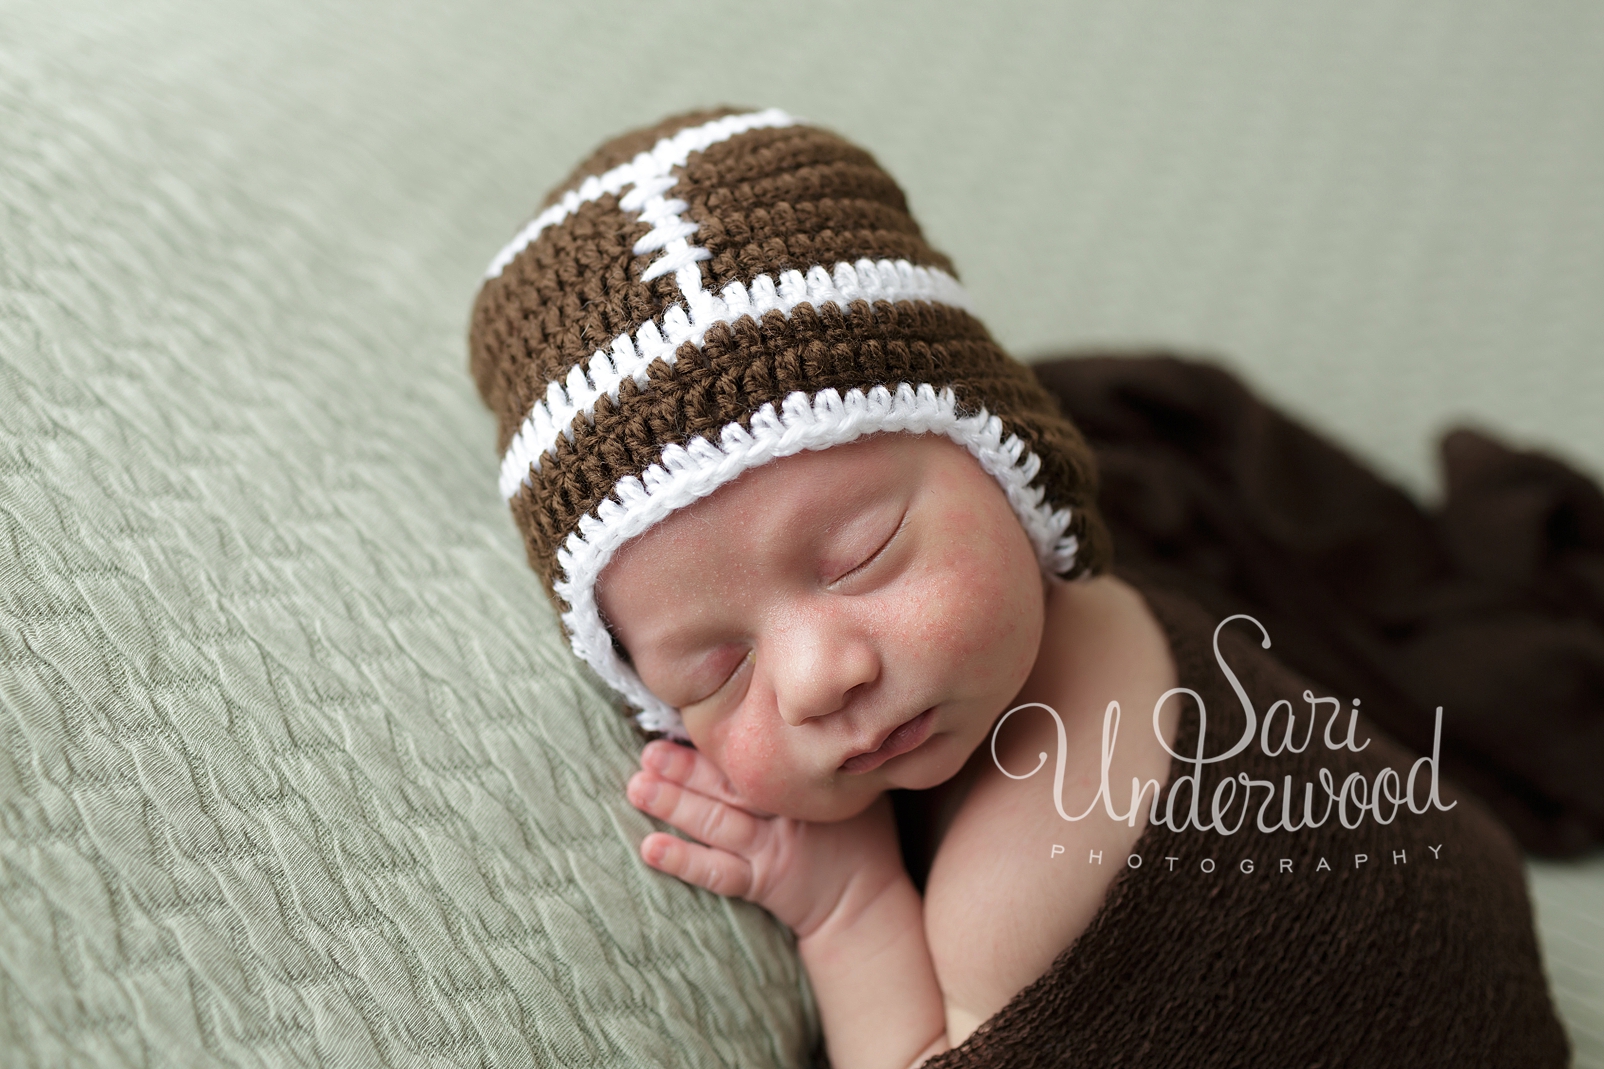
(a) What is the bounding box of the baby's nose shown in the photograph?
[772,618,880,727]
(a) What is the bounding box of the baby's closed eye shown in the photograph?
[826,507,908,589]
[821,502,908,588]
[683,647,755,711]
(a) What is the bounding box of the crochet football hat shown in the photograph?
[469,107,1112,738]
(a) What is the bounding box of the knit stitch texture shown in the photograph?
[469,108,1110,734]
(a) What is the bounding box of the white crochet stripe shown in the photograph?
[497,258,972,499]
[552,383,1080,738]
[483,108,798,281]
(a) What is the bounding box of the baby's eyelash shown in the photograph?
[838,510,908,582]
[687,648,754,709]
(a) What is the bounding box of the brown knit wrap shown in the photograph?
[468,107,1111,731]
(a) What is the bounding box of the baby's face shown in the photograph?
[596,433,1047,823]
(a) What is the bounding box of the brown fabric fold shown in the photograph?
[1030,351,1604,857]
[922,565,1569,1068]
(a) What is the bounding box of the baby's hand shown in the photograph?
[626,740,903,939]
[630,741,948,1068]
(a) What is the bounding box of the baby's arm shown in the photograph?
[627,740,951,1069]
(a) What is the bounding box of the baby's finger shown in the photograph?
[628,770,766,856]
[639,740,754,811]
[640,832,754,899]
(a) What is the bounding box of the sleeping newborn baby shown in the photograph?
[469,109,1569,1068]
[600,430,1181,1064]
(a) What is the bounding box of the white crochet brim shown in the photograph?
[550,382,1080,739]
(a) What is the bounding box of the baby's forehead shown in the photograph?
[599,433,977,615]
[668,432,976,536]
[742,431,972,493]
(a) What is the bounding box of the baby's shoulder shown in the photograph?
[919,572,1182,1038]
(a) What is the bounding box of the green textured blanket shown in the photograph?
[4,2,1601,1066]
[0,15,814,1069]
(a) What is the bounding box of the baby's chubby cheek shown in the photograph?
[913,575,1001,653]
[914,538,1037,680]
[712,721,774,792]
[697,715,791,812]
[698,715,865,822]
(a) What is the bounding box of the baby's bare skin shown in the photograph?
[924,572,1179,1042]
[599,433,1179,1069]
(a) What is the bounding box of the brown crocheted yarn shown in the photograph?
[468,107,1111,735]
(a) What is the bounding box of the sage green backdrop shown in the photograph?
[2,1,1600,1066]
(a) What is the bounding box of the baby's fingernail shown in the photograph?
[642,743,674,773]
[628,774,659,807]
[642,836,670,866]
